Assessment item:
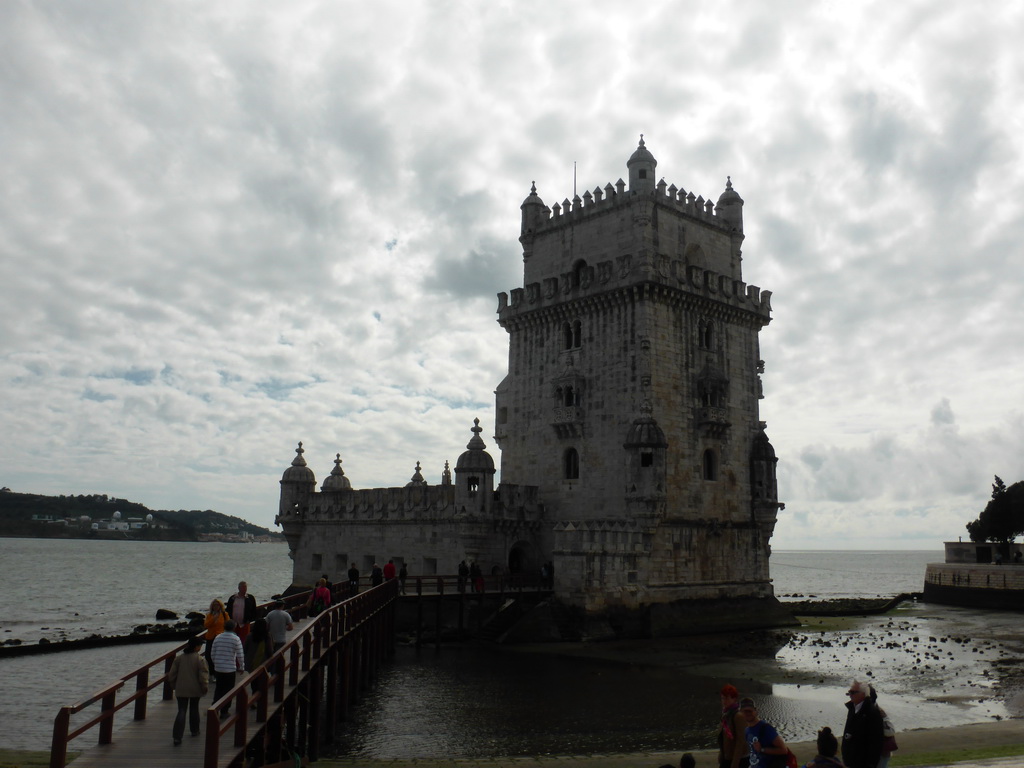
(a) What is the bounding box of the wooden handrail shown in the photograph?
[51,580,404,768]
[49,587,317,768]
[203,582,397,768]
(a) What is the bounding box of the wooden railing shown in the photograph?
[50,581,396,768]
[201,581,397,767]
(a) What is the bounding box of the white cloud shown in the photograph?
[2,1,1023,550]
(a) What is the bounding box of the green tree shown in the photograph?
[967,476,1024,544]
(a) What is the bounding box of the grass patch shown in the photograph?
[0,750,61,768]
[891,742,1024,766]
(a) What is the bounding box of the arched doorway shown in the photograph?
[508,541,539,586]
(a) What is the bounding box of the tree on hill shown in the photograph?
[967,476,1024,544]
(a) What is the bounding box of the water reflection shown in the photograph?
[328,603,1021,760]
[330,645,727,758]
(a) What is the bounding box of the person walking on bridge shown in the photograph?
[211,620,245,717]
[348,563,360,595]
[168,636,208,745]
[226,581,257,642]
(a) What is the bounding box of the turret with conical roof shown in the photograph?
[280,442,316,517]
[520,181,547,259]
[406,461,427,487]
[454,418,495,515]
[321,453,352,492]
[716,176,744,234]
[627,134,657,194]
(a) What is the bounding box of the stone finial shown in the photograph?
[466,418,486,451]
[441,460,452,486]
[292,442,307,467]
[406,461,426,487]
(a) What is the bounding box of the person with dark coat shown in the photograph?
[226,581,258,642]
[842,678,884,768]
[370,563,384,586]
[168,636,209,745]
[348,564,360,595]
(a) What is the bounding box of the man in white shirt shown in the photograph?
[210,620,244,716]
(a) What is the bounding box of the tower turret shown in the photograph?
[454,418,495,515]
[279,442,316,518]
[627,135,657,194]
[406,461,427,487]
[520,182,546,259]
[716,176,744,234]
[320,453,351,492]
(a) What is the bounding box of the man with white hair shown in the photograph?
[842,678,884,768]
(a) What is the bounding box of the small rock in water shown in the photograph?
[155,609,178,621]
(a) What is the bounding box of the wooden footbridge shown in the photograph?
[50,574,552,768]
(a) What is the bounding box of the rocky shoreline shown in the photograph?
[781,592,922,616]
[0,612,203,657]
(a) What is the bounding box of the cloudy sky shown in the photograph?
[2,1,1022,550]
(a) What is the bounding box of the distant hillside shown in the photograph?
[0,489,281,541]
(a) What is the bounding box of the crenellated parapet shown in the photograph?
[278,484,456,522]
[497,260,772,323]
[527,177,732,236]
[277,481,548,525]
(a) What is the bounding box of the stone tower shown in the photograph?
[495,137,784,628]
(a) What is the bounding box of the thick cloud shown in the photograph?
[2,1,1022,550]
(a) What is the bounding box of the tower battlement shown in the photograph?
[527,177,733,235]
[497,262,772,323]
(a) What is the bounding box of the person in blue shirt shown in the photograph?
[739,697,789,768]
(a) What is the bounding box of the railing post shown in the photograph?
[257,668,269,722]
[49,707,70,768]
[307,665,321,763]
[162,653,175,700]
[234,688,249,747]
[134,667,149,720]
[98,689,116,745]
[275,653,286,702]
[203,710,220,768]
[289,642,300,686]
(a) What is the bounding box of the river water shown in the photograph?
[2,540,1021,757]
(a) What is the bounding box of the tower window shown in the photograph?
[498,406,508,424]
[641,452,653,468]
[563,322,573,349]
[639,170,647,179]
[563,448,580,480]
[573,320,582,347]
[572,260,588,289]
[467,476,479,494]
[563,385,575,407]
[699,321,714,350]
[702,449,718,481]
